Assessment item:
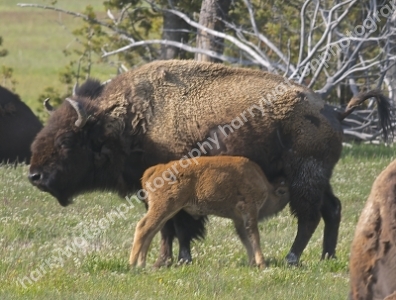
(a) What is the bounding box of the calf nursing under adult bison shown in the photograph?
[28,60,393,267]
[130,156,289,268]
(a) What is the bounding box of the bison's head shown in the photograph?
[28,89,140,206]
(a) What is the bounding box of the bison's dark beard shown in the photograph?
[54,193,73,207]
[43,171,97,207]
[36,183,74,207]
[38,184,86,207]
[37,160,142,207]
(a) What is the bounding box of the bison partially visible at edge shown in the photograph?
[27,60,393,267]
[0,86,42,163]
[349,160,396,300]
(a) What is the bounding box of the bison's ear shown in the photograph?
[43,98,54,114]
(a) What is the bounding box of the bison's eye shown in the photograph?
[60,139,74,149]
[55,133,75,150]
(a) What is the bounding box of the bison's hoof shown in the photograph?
[153,257,173,269]
[321,252,336,260]
[285,252,299,265]
[176,258,192,266]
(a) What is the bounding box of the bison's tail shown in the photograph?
[338,90,394,141]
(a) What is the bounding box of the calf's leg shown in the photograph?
[235,199,265,268]
[153,220,175,268]
[244,209,265,268]
[233,218,254,265]
[130,217,150,267]
[130,203,180,268]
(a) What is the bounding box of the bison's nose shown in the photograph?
[28,172,42,184]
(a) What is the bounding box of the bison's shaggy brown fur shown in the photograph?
[349,159,396,300]
[29,60,393,266]
[130,156,289,268]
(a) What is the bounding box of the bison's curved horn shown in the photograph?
[65,98,88,128]
[43,98,54,114]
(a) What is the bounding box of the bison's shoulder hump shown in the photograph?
[75,79,105,99]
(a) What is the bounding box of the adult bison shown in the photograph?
[0,85,42,163]
[28,60,393,266]
[349,159,396,300]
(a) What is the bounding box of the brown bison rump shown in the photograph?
[349,159,396,300]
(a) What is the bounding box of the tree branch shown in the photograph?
[297,0,312,67]
[150,4,275,71]
[17,3,131,38]
[242,0,292,69]
[102,39,253,64]
[290,0,358,80]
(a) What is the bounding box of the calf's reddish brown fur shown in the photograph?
[130,156,289,268]
[349,159,396,300]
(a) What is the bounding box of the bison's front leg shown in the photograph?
[155,211,208,267]
[153,220,175,268]
[173,211,207,265]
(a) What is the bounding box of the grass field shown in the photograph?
[0,0,116,113]
[0,143,394,299]
[1,2,396,298]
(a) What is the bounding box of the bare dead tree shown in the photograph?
[18,0,396,142]
[195,0,231,62]
[100,0,396,89]
[160,0,191,60]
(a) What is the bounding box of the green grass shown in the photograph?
[0,0,116,112]
[2,2,395,298]
[0,143,395,299]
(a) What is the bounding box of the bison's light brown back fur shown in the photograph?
[98,60,339,162]
[349,159,396,300]
[130,156,289,268]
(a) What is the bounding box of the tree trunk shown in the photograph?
[160,11,190,60]
[195,0,231,62]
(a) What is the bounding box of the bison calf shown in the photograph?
[349,159,396,300]
[129,156,289,268]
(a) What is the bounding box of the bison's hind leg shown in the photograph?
[320,183,341,259]
[285,159,327,265]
